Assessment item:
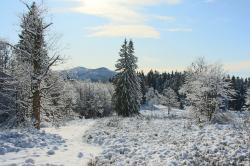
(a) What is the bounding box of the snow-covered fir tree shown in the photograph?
[180,57,234,122]
[10,2,60,129]
[113,39,141,116]
[161,87,180,114]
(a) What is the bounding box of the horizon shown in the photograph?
[60,65,250,79]
[0,0,250,77]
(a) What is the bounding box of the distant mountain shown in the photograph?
[60,67,116,82]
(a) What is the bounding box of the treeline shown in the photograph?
[137,70,250,112]
[228,76,250,111]
[138,70,185,108]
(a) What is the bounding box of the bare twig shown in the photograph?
[19,0,31,11]
[43,23,53,30]
[4,42,31,57]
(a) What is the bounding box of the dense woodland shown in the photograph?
[138,70,250,111]
[0,1,250,130]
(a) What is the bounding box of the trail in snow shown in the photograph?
[0,120,102,166]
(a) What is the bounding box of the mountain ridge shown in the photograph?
[60,66,116,82]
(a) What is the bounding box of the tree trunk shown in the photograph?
[168,106,171,115]
[32,84,41,129]
[32,27,43,129]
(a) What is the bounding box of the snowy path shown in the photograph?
[0,120,102,166]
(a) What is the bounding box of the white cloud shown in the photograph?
[55,0,182,38]
[72,1,146,24]
[87,24,160,38]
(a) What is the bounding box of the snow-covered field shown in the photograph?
[84,108,250,166]
[0,107,249,166]
[0,120,101,166]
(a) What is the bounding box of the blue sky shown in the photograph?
[0,0,250,77]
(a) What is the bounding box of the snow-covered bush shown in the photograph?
[161,87,180,114]
[0,128,65,155]
[0,41,15,126]
[145,87,161,110]
[74,81,114,118]
[180,57,234,122]
[10,56,33,125]
[0,72,16,128]
[0,40,10,72]
[210,111,235,124]
[42,72,77,125]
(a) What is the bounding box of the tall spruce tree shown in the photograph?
[113,39,141,116]
[10,2,60,129]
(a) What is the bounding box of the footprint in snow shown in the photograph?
[8,164,17,166]
[25,158,35,164]
[78,152,84,158]
[47,150,55,155]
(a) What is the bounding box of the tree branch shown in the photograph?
[40,55,60,81]
[4,42,31,57]
[43,23,53,30]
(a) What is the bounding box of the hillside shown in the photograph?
[60,67,116,82]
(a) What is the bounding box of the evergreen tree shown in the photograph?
[11,2,60,129]
[138,71,147,104]
[229,76,247,111]
[246,88,250,111]
[113,39,141,117]
[146,70,155,89]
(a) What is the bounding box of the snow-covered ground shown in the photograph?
[1,107,249,166]
[84,108,250,166]
[0,120,101,166]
